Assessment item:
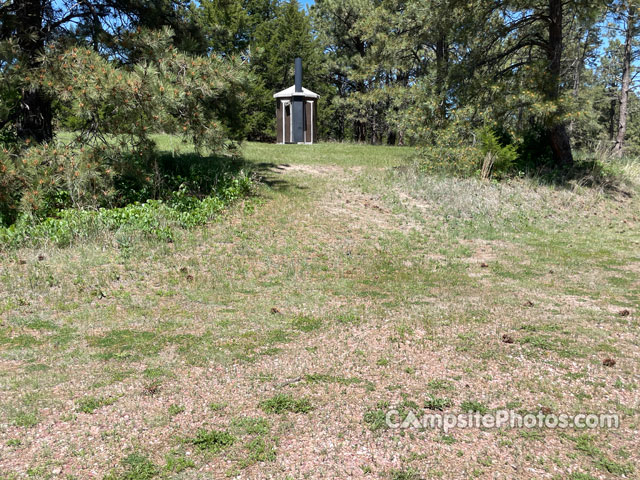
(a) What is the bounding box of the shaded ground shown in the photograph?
[0,142,638,479]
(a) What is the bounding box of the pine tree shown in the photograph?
[0,0,205,143]
[610,0,639,156]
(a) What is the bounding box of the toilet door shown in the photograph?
[284,102,291,143]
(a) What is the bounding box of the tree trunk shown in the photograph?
[609,92,617,141]
[613,7,635,157]
[568,27,592,136]
[435,33,448,119]
[17,89,53,142]
[546,0,573,166]
[15,0,53,143]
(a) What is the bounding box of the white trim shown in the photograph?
[273,85,320,99]
[281,100,285,143]
[281,100,291,143]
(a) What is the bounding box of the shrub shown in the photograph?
[417,121,520,179]
[0,171,253,249]
[417,124,484,177]
[478,126,518,179]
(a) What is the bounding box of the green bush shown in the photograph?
[418,123,519,179]
[417,125,484,177]
[0,171,253,248]
[478,126,518,179]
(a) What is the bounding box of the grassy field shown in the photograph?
[0,141,639,479]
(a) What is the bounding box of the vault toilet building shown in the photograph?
[274,58,319,144]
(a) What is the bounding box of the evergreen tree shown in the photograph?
[0,0,204,143]
[610,0,639,156]
[197,0,325,140]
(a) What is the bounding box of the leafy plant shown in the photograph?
[0,171,253,249]
[363,402,391,432]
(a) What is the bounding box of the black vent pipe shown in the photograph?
[294,57,302,92]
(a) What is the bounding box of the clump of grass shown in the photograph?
[363,399,419,432]
[435,434,457,445]
[568,473,598,480]
[259,393,312,414]
[388,467,422,480]
[76,396,116,414]
[363,401,392,432]
[304,373,362,385]
[424,396,453,411]
[186,429,235,453]
[291,315,322,332]
[168,404,185,416]
[231,417,270,435]
[104,453,158,480]
[427,379,455,392]
[242,437,277,465]
[164,450,195,474]
[209,402,226,411]
[12,411,39,428]
[142,367,172,379]
[459,400,488,414]
[570,434,635,476]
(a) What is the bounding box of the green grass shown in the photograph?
[231,416,271,435]
[259,394,312,414]
[241,437,277,466]
[363,402,392,432]
[424,396,453,411]
[186,429,236,453]
[290,315,322,332]
[241,141,414,168]
[168,404,185,416]
[388,467,422,480]
[459,400,489,414]
[105,453,158,480]
[164,451,195,474]
[76,395,116,414]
